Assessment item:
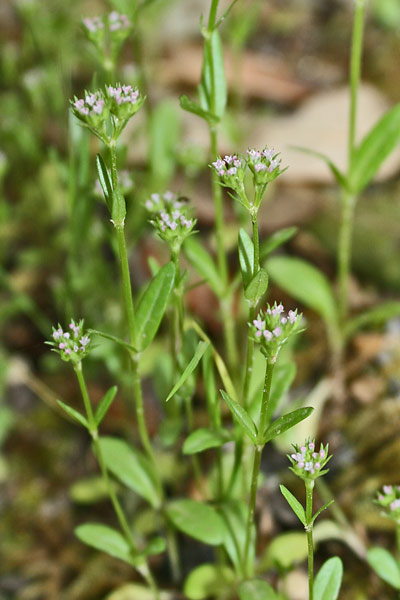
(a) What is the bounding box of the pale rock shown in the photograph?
[248,84,400,184]
[280,569,309,600]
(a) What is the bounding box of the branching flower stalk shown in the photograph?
[338,0,366,326]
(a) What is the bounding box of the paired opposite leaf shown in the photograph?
[179,95,219,125]
[166,499,226,545]
[166,341,209,402]
[75,523,133,565]
[367,547,400,590]
[57,400,89,429]
[95,386,117,426]
[244,268,269,303]
[314,556,343,600]
[280,485,306,526]
[263,407,313,443]
[99,437,161,508]
[260,226,298,261]
[220,390,258,444]
[136,262,175,350]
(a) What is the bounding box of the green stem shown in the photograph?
[338,191,356,324]
[242,359,274,575]
[348,0,366,172]
[396,524,400,561]
[305,480,315,600]
[207,0,220,31]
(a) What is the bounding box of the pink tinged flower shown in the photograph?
[378,494,384,501]
[247,149,261,159]
[384,485,393,495]
[298,462,304,469]
[304,462,313,472]
[391,500,400,510]
[233,159,242,168]
[315,462,321,469]
[263,330,273,341]
[254,163,266,172]
[53,329,63,340]
[160,212,169,222]
[59,343,65,349]
[151,193,160,203]
[255,330,262,338]
[288,310,297,324]
[253,319,265,330]
[212,159,225,170]
[65,348,71,355]
[309,442,315,450]
[272,303,284,316]
[145,200,153,210]
[312,452,318,459]
[320,449,326,459]
[169,221,177,231]
[64,332,70,339]
[227,167,237,176]
[301,446,306,453]
[291,453,298,460]
[74,345,79,352]
[281,317,287,324]
[273,327,282,337]
[268,159,280,172]
[80,336,90,347]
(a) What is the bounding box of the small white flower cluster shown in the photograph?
[288,440,331,481]
[376,485,400,523]
[247,147,281,178]
[108,85,139,106]
[251,302,302,361]
[212,154,245,178]
[48,320,91,363]
[145,191,196,247]
[73,92,105,117]
[82,16,104,34]
[108,11,131,31]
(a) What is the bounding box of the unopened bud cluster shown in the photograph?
[71,84,144,141]
[288,440,331,481]
[211,147,285,212]
[82,11,131,43]
[250,302,302,361]
[47,320,91,363]
[375,485,400,524]
[145,191,196,249]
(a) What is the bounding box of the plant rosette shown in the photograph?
[288,439,332,482]
[250,302,303,362]
[47,320,91,363]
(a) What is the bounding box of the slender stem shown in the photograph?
[115,225,138,345]
[207,0,220,31]
[348,0,366,172]
[338,191,356,324]
[396,524,400,561]
[305,480,315,600]
[242,359,274,575]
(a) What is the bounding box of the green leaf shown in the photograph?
[220,390,258,444]
[183,237,224,297]
[279,485,306,526]
[183,427,232,454]
[184,564,235,600]
[179,95,219,125]
[111,189,126,226]
[238,580,278,600]
[106,583,172,600]
[349,103,400,194]
[291,146,348,190]
[95,386,117,426]
[266,361,297,422]
[88,329,137,353]
[57,400,89,429]
[238,228,254,288]
[220,500,254,574]
[367,547,400,590]
[311,500,335,524]
[99,437,161,508]
[345,301,400,337]
[261,531,308,570]
[314,556,343,600]
[166,341,209,402]
[260,226,298,261]
[136,262,175,350]
[149,99,181,183]
[267,256,339,331]
[264,407,313,443]
[96,153,113,213]
[199,30,227,118]
[166,499,226,545]
[244,268,269,303]
[75,522,133,565]
[69,476,112,504]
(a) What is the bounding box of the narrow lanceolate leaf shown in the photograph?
[314,556,343,600]
[99,437,161,508]
[345,300,400,338]
[183,238,224,297]
[57,400,89,429]
[179,94,219,125]
[95,386,117,426]
[166,499,226,545]
[367,547,400,590]
[166,341,209,402]
[280,485,306,526]
[75,523,134,565]
[244,268,268,304]
[88,329,137,353]
[349,103,400,194]
[96,154,113,213]
[136,262,175,350]
[238,228,254,288]
[183,428,232,455]
[263,407,313,443]
[238,579,278,600]
[260,226,298,261]
[311,499,335,524]
[220,390,258,444]
[290,146,348,190]
[267,256,339,331]
[199,30,227,118]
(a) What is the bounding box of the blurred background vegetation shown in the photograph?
[2,0,400,598]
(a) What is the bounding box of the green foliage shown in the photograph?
[314,557,343,600]
[220,390,258,444]
[95,386,117,426]
[56,400,89,429]
[238,228,254,287]
[279,485,306,526]
[184,237,224,297]
[166,341,209,401]
[367,548,400,589]
[183,427,232,454]
[75,523,134,565]
[184,564,235,599]
[263,407,313,443]
[199,30,227,119]
[166,499,226,545]
[244,268,268,304]
[238,579,278,600]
